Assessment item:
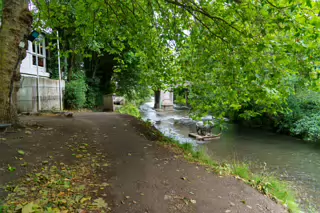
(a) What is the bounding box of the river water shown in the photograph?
[140,102,320,212]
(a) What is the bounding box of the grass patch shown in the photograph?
[142,121,300,213]
[117,103,141,118]
[231,163,251,180]
[251,175,299,212]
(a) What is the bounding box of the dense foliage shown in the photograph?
[64,73,88,109]
[117,103,141,118]
[275,90,320,142]
[292,112,320,142]
[30,0,320,121]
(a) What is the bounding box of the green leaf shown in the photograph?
[93,198,108,209]
[7,164,16,172]
[257,43,265,52]
[17,150,25,155]
[22,202,34,213]
[306,0,312,8]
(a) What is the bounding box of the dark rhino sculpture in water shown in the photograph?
[196,116,214,136]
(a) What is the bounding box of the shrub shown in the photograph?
[291,113,320,142]
[174,95,186,105]
[118,103,141,118]
[85,79,103,109]
[64,78,87,109]
[277,90,320,136]
[85,86,102,109]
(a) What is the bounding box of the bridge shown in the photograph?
[154,90,174,110]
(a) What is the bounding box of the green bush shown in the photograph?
[174,95,186,105]
[291,113,320,142]
[118,104,141,118]
[276,90,320,140]
[64,78,87,109]
[85,79,103,109]
[277,95,305,132]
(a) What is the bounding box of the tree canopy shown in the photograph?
[32,0,320,119]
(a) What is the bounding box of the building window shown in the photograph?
[32,55,44,67]
[31,36,46,68]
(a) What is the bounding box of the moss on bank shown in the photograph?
[139,120,300,213]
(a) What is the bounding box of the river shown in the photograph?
[140,101,320,212]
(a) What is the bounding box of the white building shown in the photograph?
[20,35,50,78]
[17,35,65,112]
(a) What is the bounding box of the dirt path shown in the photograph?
[0,113,286,213]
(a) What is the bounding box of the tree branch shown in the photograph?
[184,8,227,43]
[104,0,123,25]
[165,0,243,34]
[264,0,290,9]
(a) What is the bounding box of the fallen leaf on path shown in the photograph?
[225,210,231,213]
[76,154,83,159]
[18,150,25,155]
[125,196,130,199]
[164,195,172,200]
[7,165,16,172]
[101,182,110,187]
[22,202,34,213]
[183,198,189,205]
[190,199,196,204]
[80,197,91,203]
[93,198,108,209]
[25,131,31,135]
[20,162,28,167]
[57,192,65,197]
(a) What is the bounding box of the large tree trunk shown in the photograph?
[0,0,32,123]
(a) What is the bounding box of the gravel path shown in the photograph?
[0,112,286,213]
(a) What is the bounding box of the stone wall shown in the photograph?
[160,90,174,110]
[17,76,65,112]
[154,90,174,110]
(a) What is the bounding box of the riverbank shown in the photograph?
[0,113,288,212]
[138,120,299,213]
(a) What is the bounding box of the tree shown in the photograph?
[1,0,319,121]
[34,0,319,117]
[0,0,32,123]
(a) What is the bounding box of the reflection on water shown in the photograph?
[140,102,320,212]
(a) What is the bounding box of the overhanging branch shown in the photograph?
[165,0,243,34]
